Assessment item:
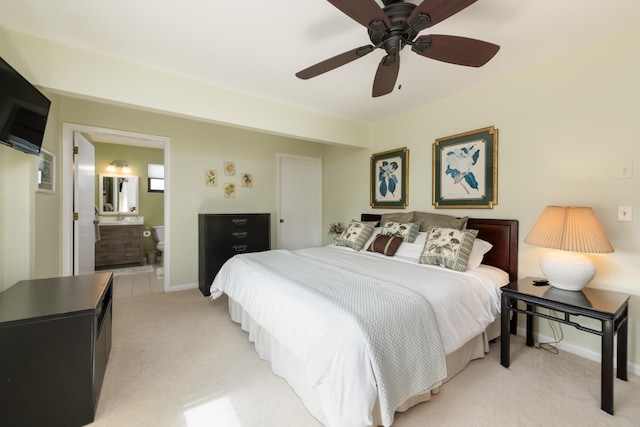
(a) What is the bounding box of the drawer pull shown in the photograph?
[232,219,248,226]
[232,245,248,252]
[232,232,248,239]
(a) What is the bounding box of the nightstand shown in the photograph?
[500,277,629,415]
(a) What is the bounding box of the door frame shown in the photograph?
[61,123,171,291]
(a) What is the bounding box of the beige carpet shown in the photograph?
[91,289,639,427]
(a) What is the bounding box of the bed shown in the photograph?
[210,212,518,426]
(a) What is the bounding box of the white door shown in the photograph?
[74,132,96,274]
[277,154,322,249]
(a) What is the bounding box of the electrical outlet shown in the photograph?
[617,163,633,179]
[618,206,632,222]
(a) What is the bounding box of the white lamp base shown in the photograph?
[539,250,595,291]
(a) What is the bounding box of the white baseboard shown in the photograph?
[168,282,199,292]
[517,326,640,376]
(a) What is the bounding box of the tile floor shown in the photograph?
[112,264,164,298]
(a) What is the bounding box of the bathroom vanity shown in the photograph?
[95,223,144,269]
[96,173,144,269]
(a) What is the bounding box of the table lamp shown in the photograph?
[524,206,614,291]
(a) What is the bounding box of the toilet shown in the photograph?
[151,226,164,264]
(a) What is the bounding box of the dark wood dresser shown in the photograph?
[198,213,270,296]
[0,272,113,427]
[95,224,144,269]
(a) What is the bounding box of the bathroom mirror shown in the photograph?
[99,174,139,214]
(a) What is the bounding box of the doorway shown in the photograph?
[61,123,171,292]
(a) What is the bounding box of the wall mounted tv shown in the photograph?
[0,56,51,155]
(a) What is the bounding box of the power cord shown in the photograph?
[535,310,564,354]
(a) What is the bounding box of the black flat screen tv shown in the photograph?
[0,56,51,155]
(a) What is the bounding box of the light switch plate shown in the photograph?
[618,206,632,221]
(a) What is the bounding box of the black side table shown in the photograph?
[500,277,629,415]
[0,273,113,426]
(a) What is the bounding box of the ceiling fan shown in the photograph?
[296,0,500,97]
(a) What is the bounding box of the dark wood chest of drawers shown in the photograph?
[198,213,271,296]
[0,273,113,426]
[95,224,144,269]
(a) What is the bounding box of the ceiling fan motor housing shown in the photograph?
[368,2,421,55]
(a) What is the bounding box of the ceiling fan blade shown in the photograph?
[372,54,400,97]
[326,0,390,29]
[412,34,499,67]
[296,45,375,80]
[408,0,477,31]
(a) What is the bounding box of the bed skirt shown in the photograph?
[227,296,500,426]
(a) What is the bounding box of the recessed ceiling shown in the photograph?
[1,0,639,124]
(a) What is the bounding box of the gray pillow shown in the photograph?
[380,212,415,226]
[412,211,468,232]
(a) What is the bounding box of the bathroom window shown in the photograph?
[148,163,164,193]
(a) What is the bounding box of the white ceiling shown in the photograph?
[1,0,640,124]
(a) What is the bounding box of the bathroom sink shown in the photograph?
[99,216,144,225]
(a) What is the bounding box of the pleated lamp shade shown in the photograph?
[524,206,614,291]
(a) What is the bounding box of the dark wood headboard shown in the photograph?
[361,214,519,282]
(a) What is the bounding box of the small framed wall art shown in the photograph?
[37,149,55,193]
[241,173,253,188]
[204,169,217,186]
[224,183,236,198]
[223,161,236,176]
[370,147,409,209]
[432,126,498,209]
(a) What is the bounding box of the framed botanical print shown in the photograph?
[370,147,409,209]
[432,126,497,209]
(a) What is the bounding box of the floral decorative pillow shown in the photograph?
[419,227,478,272]
[380,221,420,243]
[335,220,376,251]
[367,234,403,256]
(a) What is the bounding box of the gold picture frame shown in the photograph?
[370,147,409,209]
[432,126,498,209]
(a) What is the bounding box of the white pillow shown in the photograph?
[467,238,493,269]
[393,231,428,260]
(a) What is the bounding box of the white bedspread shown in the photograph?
[296,246,507,354]
[210,246,508,427]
